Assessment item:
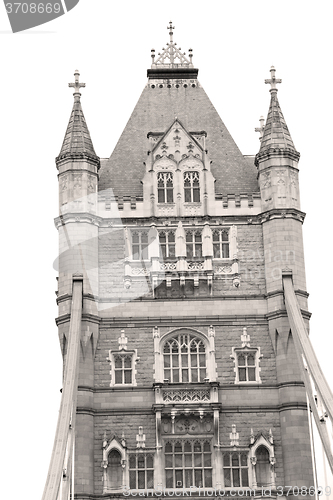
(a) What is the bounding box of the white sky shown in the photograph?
[1,0,332,497]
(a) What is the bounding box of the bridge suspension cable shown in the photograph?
[283,272,333,474]
[42,276,83,500]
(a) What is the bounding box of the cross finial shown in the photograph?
[68,70,86,102]
[255,116,265,141]
[168,21,175,43]
[265,66,282,93]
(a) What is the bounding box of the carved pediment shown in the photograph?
[150,119,205,163]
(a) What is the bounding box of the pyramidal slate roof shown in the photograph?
[57,99,98,161]
[259,92,296,153]
[57,71,99,164]
[99,82,259,198]
[99,25,258,198]
[256,66,299,164]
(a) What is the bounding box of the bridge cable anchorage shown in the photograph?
[42,276,83,500]
[283,274,333,474]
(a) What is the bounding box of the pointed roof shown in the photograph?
[57,71,99,165]
[99,26,258,198]
[256,67,299,164]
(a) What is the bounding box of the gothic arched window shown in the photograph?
[108,449,123,490]
[237,351,256,382]
[184,171,200,202]
[213,229,230,258]
[165,440,212,488]
[159,230,176,258]
[158,172,174,203]
[163,333,206,383]
[185,230,202,258]
[255,446,270,487]
[132,231,149,260]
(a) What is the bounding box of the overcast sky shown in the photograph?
[1,1,332,497]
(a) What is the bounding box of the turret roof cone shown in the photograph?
[57,70,99,164]
[256,67,299,165]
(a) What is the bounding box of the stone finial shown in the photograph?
[255,116,265,141]
[136,426,146,448]
[151,22,193,69]
[121,431,126,447]
[153,326,160,338]
[241,327,251,347]
[68,70,86,102]
[102,431,108,449]
[230,424,239,446]
[118,330,128,350]
[208,325,215,338]
[168,21,175,43]
[250,428,255,444]
[265,66,282,93]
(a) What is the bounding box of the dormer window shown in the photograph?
[158,171,174,203]
[159,230,176,258]
[184,171,200,202]
[213,229,230,258]
[185,230,202,258]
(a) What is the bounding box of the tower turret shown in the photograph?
[55,71,100,496]
[256,68,313,486]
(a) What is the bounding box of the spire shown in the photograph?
[148,22,197,80]
[255,66,299,164]
[57,70,99,165]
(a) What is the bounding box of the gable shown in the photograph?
[98,83,259,198]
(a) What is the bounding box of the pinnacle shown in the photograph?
[57,98,99,163]
[258,91,297,154]
[255,67,299,166]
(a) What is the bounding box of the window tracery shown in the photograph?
[185,230,203,258]
[131,231,149,260]
[184,171,200,202]
[231,328,262,384]
[163,333,206,383]
[213,229,230,259]
[159,230,176,259]
[157,171,174,203]
[164,440,212,489]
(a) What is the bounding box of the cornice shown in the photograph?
[255,147,300,167]
[56,312,100,326]
[77,381,304,394]
[258,207,306,224]
[76,401,307,416]
[266,308,311,321]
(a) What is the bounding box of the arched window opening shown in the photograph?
[184,171,200,202]
[107,449,123,490]
[163,333,206,383]
[213,229,230,258]
[165,440,212,488]
[158,172,174,203]
[185,230,202,258]
[237,351,256,382]
[255,446,270,487]
[132,231,148,260]
[159,231,176,258]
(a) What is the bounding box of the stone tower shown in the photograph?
[55,24,314,500]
